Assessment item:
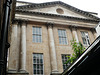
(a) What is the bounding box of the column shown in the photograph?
[8,22,19,70]
[93,29,97,39]
[71,26,79,43]
[91,28,97,39]
[16,22,21,72]
[47,23,58,73]
[21,22,26,70]
[93,31,97,39]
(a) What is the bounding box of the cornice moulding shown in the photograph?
[16,9,100,22]
[16,1,100,20]
[15,14,97,28]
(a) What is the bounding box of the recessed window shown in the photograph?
[32,26,42,43]
[56,8,64,14]
[62,54,70,70]
[58,29,68,45]
[33,53,44,75]
[81,31,90,46]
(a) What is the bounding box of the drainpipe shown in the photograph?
[0,0,12,75]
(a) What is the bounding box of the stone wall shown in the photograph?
[25,22,96,75]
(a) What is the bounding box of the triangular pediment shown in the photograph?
[28,5,88,19]
[16,1,100,20]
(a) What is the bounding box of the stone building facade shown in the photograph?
[8,1,100,75]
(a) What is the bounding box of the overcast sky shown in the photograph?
[17,0,100,17]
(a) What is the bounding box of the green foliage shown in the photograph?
[65,39,85,66]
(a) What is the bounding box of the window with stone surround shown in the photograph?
[33,53,44,75]
[62,54,70,70]
[58,29,68,45]
[81,31,90,46]
[32,26,42,43]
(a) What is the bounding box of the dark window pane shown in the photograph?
[41,70,43,74]
[33,55,36,59]
[82,38,86,44]
[33,59,36,63]
[37,59,39,63]
[65,57,67,60]
[37,64,39,69]
[87,39,90,45]
[33,64,36,70]
[40,65,43,70]
[63,65,65,70]
[62,55,64,59]
[40,59,43,63]
[37,70,40,74]
[34,70,36,74]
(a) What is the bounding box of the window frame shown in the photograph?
[81,31,90,46]
[61,54,70,71]
[33,53,44,75]
[58,29,68,45]
[32,26,42,43]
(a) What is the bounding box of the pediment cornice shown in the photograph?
[16,1,100,20]
[16,9,100,22]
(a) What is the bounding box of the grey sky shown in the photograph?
[17,0,100,17]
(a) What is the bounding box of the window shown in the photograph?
[81,32,90,46]
[33,53,44,75]
[58,29,68,45]
[62,54,70,70]
[33,26,42,43]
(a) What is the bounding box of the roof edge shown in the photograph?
[16,1,100,20]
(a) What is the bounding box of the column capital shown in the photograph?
[90,28,96,33]
[46,22,54,28]
[90,28,97,39]
[21,21,27,26]
[12,20,18,25]
[12,19,27,26]
[69,25,78,31]
[70,25,79,43]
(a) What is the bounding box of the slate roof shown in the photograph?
[16,1,100,21]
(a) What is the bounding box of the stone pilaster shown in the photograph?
[47,23,60,74]
[21,22,27,70]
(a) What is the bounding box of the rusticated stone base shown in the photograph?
[7,70,29,75]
